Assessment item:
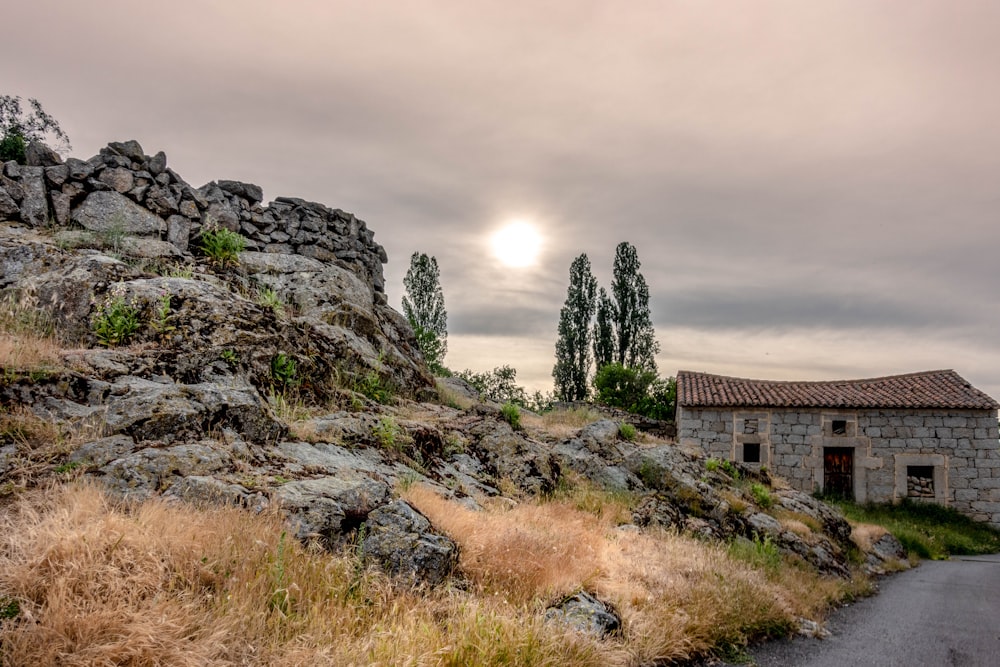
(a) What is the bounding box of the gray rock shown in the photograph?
[865,532,909,575]
[361,499,458,585]
[72,190,164,235]
[99,442,231,499]
[545,591,621,639]
[44,164,68,186]
[166,214,191,250]
[68,435,139,468]
[107,140,146,162]
[19,166,49,226]
[99,374,283,444]
[239,251,325,274]
[217,180,263,205]
[50,191,71,225]
[99,167,135,194]
[64,157,93,180]
[25,141,63,167]
[276,474,392,546]
[148,151,167,176]
[0,187,18,219]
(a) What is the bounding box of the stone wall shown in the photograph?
[0,139,389,295]
[678,406,1000,526]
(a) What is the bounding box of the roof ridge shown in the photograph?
[677,369,957,386]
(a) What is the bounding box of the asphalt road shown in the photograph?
[733,554,1000,667]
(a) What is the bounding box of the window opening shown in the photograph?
[743,442,761,464]
[831,419,847,435]
[907,465,935,499]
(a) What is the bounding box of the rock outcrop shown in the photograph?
[0,140,889,592]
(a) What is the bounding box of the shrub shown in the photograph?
[705,458,720,473]
[91,283,140,347]
[618,422,637,441]
[199,225,245,265]
[593,363,676,420]
[373,416,401,452]
[270,353,297,388]
[750,482,773,509]
[355,370,392,404]
[500,402,521,430]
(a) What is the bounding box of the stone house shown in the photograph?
[676,369,1000,526]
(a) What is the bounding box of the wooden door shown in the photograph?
[823,447,854,500]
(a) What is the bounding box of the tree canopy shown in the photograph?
[0,95,70,164]
[552,253,597,401]
[402,252,448,374]
[610,241,659,373]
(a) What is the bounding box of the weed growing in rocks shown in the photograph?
[270,352,297,388]
[199,224,246,266]
[355,370,392,404]
[373,416,402,452]
[91,283,140,347]
[150,290,173,336]
[501,402,522,430]
[220,348,238,366]
[705,458,720,472]
[750,482,774,508]
[618,422,637,441]
[257,286,285,316]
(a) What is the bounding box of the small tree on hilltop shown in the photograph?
[553,253,597,401]
[402,252,448,374]
[0,95,71,164]
[610,241,659,374]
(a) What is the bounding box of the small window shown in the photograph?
[743,442,761,463]
[832,420,847,436]
[907,466,935,498]
[743,418,758,435]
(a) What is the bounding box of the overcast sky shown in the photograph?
[5,1,1000,398]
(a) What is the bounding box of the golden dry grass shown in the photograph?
[405,483,852,664]
[0,483,608,667]
[0,334,63,373]
[521,406,603,441]
[850,522,890,551]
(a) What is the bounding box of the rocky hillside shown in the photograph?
[0,141,906,664]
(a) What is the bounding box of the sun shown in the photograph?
[491,220,543,268]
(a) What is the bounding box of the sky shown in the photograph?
[4,1,1000,398]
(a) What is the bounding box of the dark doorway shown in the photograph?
[824,447,854,499]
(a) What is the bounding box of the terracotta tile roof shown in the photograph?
[677,369,999,410]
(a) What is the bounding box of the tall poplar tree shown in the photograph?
[593,287,615,370]
[402,252,448,372]
[610,242,659,373]
[553,254,598,401]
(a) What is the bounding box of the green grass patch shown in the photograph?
[834,499,1000,560]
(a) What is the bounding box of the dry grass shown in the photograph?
[0,483,608,667]
[405,483,852,664]
[521,406,604,440]
[0,292,64,376]
[850,522,890,552]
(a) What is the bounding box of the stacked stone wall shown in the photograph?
[0,139,388,294]
[678,405,1000,526]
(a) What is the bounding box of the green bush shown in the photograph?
[618,422,637,441]
[500,402,521,430]
[705,458,720,473]
[199,225,246,265]
[355,370,392,404]
[750,482,773,508]
[0,132,26,164]
[593,363,676,420]
[270,353,297,388]
[373,416,401,452]
[91,283,140,346]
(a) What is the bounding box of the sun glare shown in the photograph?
[491,221,542,268]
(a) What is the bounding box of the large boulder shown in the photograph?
[71,190,164,235]
[545,591,621,639]
[361,500,459,585]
